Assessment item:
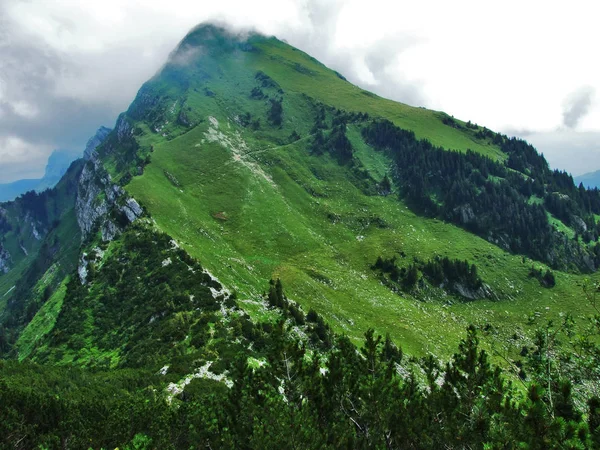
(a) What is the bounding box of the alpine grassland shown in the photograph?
[122,25,599,356]
[3,24,600,448]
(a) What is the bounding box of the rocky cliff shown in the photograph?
[0,245,11,274]
[83,126,112,160]
[76,126,143,242]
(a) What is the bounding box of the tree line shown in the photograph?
[362,119,600,272]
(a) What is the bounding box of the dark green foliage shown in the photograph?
[328,125,353,162]
[35,224,234,368]
[374,254,485,298]
[378,174,392,195]
[311,122,353,163]
[268,98,283,126]
[267,278,285,308]
[589,397,600,448]
[266,279,316,330]
[2,308,599,449]
[288,130,301,142]
[238,111,253,127]
[310,105,328,132]
[250,86,265,99]
[255,70,280,90]
[362,119,600,272]
[422,256,483,291]
[334,70,347,81]
[441,114,463,130]
[529,266,556,288]
[402,264,419,290]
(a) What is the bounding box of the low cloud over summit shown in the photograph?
[1,0,599,181]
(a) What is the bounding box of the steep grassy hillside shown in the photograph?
[115,25,599,356]
[3,23,600,449]
[2,24,599,361]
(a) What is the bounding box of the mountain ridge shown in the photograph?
[2,23,597,353]
[2,22,600,448]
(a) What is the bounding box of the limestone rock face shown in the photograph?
[75,153,143,243]
[83,126,112,160]
[452,282,498,301]
[0,245,11,274]
[77,253,89,284]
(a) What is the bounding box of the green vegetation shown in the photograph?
[14,278,69,360]
[373,253,486,299]
[4,284,600,448]
[362,119,600,271]
[3,23,600,448]
[3,24,599,359]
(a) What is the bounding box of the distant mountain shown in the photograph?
[0,178,40,203]
[0,149,79,202]
[575,169,600,189]
[0,127,111,202]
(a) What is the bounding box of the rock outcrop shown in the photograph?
[83,126,112,160]
[76,152,143,242]
[452,282,498,301]
[0,245,11,274]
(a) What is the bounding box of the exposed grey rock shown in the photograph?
[76,156,118,240]
[78,253,89,284]
[83,126,112,160]
[543,229,596,273]
[116,114,133,142]
[101,221,120,242]
[487,232,511,252]
[572,215,587,234]
[78,248,106,284]
[455,204,475,224]
[122,198,143,222]
[0,245,11,274]
[453,282,498,301]
[76,152,143,243]
[31,224,41,240]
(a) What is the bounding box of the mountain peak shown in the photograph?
[169,22,264,62]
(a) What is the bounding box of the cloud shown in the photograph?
[282,0,427,106]
[1,0,600,182]
[562,86,595,128]
[0,0,430,185]
[516,129,600,176]
[0,136,53,182]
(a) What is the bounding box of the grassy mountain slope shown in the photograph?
[3,23,600,448]
[112,25,599,355]
[1,24,598,360]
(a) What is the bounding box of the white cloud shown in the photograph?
[11,101,39,119]
[0,136,52,182]
[523,130,600,176]
[1,0,600,178]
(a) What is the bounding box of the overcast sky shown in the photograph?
[1,0,599,183]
